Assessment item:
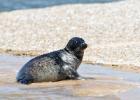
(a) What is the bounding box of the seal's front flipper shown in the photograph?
[63,65,79,79]
[76,76,85,80]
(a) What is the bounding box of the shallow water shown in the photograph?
[79,64,140,82]
[0,0,122,12]
[0,54,140,100]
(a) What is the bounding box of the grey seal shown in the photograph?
[16,37,87,84]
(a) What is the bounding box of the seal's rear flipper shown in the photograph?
[17,79,33,84]
[16,75,33,85]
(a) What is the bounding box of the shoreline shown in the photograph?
[0,48,40,56]
[0,49,140,74]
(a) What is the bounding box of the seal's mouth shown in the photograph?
[80,43,88,49]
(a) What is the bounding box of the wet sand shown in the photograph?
[0,54,140,100]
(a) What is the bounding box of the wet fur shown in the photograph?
[16,37,87,84]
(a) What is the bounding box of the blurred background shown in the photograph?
[0,0,139,66]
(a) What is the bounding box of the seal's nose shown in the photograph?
[81,43,88,49]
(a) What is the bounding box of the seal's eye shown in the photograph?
[75,40,78,44]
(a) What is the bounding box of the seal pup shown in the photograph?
[16,37,87,84]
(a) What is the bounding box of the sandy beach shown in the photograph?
[0,0,140,99]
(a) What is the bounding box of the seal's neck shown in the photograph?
[75,51,84,61]
[64,47,84,61]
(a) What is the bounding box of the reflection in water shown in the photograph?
[0,54,139,100]
[118,88,140,100]
[79,64,140,82]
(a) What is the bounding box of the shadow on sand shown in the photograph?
[0,0,124,12]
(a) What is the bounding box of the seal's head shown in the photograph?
[66,37,87,52]
[65,37,87,59]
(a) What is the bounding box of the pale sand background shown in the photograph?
[0,0,140,66]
